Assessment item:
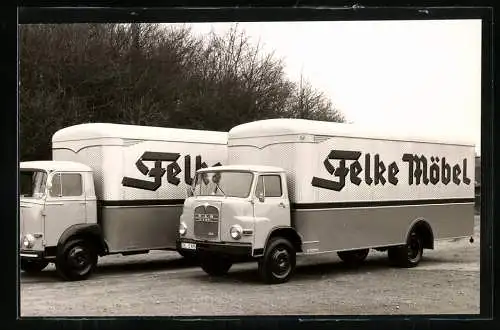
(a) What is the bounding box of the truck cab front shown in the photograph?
[178,165,292,274]
[19,161,98,278]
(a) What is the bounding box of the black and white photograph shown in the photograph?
[18,9,486,318]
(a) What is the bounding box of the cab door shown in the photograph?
[44,172,87,247]
[252,173,291,250]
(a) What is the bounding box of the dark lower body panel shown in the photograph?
[98,202,184,253]
[292,202,475,254]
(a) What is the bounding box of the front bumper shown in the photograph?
[20,247,56,261]
[177,238,253,257]
[20,250,45,260]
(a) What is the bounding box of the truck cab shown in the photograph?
[178,165,303,283]
[20,161,102,280]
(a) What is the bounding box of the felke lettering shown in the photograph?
[312,149,470,192]
[311,150,394,192]
[122,151,221,191]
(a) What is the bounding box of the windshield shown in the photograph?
[20,170,47,198]
[193,171,254,198]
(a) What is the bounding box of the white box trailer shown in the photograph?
[19,123,227,281]
[178,118,475,284]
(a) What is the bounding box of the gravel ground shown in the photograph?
[19,216,480,317]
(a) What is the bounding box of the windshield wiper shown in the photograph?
[215,183,226,197]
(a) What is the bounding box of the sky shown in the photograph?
[167,19,482,155]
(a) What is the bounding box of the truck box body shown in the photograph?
[52,123,227,253]
[227,119,475,253]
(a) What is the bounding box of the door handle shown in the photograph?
[279,202,286,208]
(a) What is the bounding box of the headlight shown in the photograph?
[230,225,243,240]
[22,234,35,249]
[179,222,187,236]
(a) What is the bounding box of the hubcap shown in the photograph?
[271,247,291,278]
[408,235,422,262]
[68,246,92,273]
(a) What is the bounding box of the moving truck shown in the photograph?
[178,118,475,284]
[19,123,227,281]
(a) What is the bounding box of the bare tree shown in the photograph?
[286,74,345,122]
[19,23,345,161]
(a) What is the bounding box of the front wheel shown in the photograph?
[199,253,233,276]
[337,248,369,266]
[388,231,424,268]
[20,259,49,273]
[56,238,98,281]
[258,237,296,284]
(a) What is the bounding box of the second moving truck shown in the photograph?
[20,123,227,281]
[178,118,475,284]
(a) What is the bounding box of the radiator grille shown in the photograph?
[194,205,219,239]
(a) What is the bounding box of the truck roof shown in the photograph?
[52,123,228,144]
[229,118,475,147]
[198,164,284,173]
[20,161,93,172]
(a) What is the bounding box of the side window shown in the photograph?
[255,176,264,197]
[263,175,283,197]
[49,173,83,197]
[49,173,62,197]
[61,173,83,196]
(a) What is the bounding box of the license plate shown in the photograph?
[181,242,196,250]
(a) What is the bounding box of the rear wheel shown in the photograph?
[258,237,296,284]
[56,238,98,281]
[337,248,369,266]
[388,231,424,268]
[199,253,233,276]
[20,259,49,273]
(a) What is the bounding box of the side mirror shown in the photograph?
[258,192,265,203]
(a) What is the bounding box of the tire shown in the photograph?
[20,259,49,273]
[337,248,369,266]
[199,253,233,276]
[388,231,424,268]
[56,238,98,281]
[258,237,296,284]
